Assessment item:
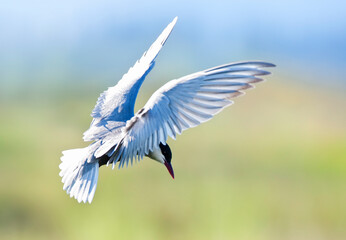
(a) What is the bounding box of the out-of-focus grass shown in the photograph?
[0,79,345,240]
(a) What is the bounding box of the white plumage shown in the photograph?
[59,147,99,203]
[59,16,275,203]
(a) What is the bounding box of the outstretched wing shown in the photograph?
[95,61,275,168]
[83,17,178,141]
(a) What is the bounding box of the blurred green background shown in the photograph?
[0,1,345,240]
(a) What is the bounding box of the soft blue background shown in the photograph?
[1,0,345,99]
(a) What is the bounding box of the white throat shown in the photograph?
[147,148,165,164]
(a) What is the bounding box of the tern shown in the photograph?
[59,17,275,203]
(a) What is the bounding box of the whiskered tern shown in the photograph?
[59,17,275,203]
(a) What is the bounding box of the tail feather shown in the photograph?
[59,148,99,203]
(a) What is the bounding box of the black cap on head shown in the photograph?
[159,143,172,163]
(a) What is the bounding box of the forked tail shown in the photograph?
[59,147,99,203]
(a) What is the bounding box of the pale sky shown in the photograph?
[0,0,345,90]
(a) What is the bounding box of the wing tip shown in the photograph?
[172,16,178,24]
[267,62,276,68]
[160,17,178,46]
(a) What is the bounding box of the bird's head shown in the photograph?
[148,143,174,179]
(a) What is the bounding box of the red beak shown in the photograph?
[164,161,174,179]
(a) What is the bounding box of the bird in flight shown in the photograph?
[59,17,275,203]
